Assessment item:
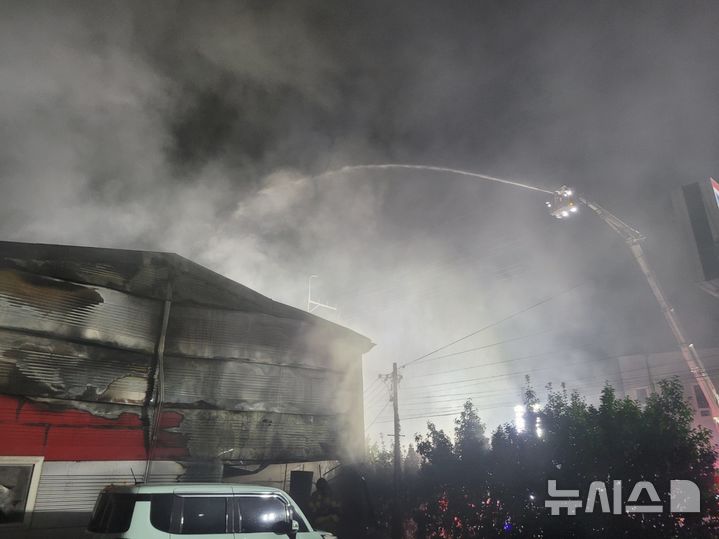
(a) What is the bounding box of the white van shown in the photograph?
[86,483,332,538]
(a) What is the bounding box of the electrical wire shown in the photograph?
[402,348,612,392]
[400,282,586,369]
[403,347,566,384]
[375,362,719,426]
[365,401,391,431]
[364,393,390,412]
[373,401,521,425]
[396,355,719,421]
[363,377,381,395]
[403,328,558,370]
[366,346,719,423]
[402,324,646,381]
[400,352,719,400]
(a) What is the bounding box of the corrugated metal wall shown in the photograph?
[0,267,158,464]
[0,244,369,472]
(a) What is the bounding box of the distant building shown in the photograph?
[673,178,719,299]
[0,241,372,534]
[617,347,719,434]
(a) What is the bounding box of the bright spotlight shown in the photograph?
[570,206,578,213]
[561,210,569,217]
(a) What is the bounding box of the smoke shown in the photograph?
[1,1,719,438]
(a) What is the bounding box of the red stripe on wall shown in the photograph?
[45,427,148,460]
[0,395,188,461]
[0,424,47,456]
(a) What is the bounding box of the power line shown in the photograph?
[401,388,535,408]
[398,353,719,409]
[365,391,390,411]
[377,362,719,427]
[403,348,566,384]
[400,282,586,369]
[369,342,719,419]
[369,352,719,433]
[364,378,391,407]
[403,324,644,380]
[401,352,719,399]
[386,386,627,425]
[365,401,391,431]
[365,389,385,406]
[374,401,520,425]
[404,328,558,369]
[402,348,609,391]
[363,377,381,395]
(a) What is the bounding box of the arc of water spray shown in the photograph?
[319,164,554,195]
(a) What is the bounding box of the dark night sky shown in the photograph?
[1,0,719,436]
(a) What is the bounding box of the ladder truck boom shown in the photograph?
[549,186,719,429]
[580,195,719,427]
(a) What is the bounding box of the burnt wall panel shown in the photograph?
[162,355,346,415]
[0,242,372,466]
[0,268,162,353]
[166,305,328,368]
[0,244,172,300]
[0,257,169,300]
[0,329,150,405]
[161,408,339,462]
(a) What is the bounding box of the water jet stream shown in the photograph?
[319,163,554,195]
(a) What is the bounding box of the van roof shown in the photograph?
[102,483,288,495]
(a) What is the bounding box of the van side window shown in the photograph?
[181,496,227,534]
[237,496,287,532]
[150,494,173,532]
[87,493,135,533]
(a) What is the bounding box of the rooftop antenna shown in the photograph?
[307,274,338,314]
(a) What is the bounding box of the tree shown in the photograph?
[415,422,455,468]
[366,435,393,471]
[404,444,421,475]
[364,435,395,532]
[390,378,718,537]
[491,378,718,537]
[454,400,488,460]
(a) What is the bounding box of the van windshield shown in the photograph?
[87,493,136,533]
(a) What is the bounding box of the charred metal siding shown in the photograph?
[0,266,158,463]
[162,356,341,415]
[0,330,150,405]
[0,241,371,472]
[0,268,163,352]
[155,304,357,463]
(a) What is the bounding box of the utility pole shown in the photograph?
[390,362,402,539]
[379,364,403,538]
